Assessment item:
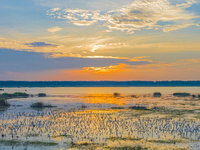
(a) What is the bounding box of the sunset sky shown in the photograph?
[0,0,200,81]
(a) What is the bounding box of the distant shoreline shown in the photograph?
[0,81,200,87]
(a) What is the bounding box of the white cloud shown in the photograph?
[103,0,199,33]
[163,23,200,32]
[47,8,101,26]
[73,20,98,26]
[47,26,63,33]
[74,42,127,52]
[47,0,199,34]
[51,7,61,12]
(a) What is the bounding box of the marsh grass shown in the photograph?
[30,102,43,108]
[24,141,58,146]
[69,141,104,149]
[0,140,58,146]
[173,93,190,97]
[147,139,188,144]
[26,133,39,137]
[30,102,56,108]
[51,134,72,138]
[108,137,142,141]
[190,103,197,106]
[129,106,148,110]
[0,140,19,146]
[114,93,120,97]
[153,92,161,97]
[111,107,125,109]
[0,92,29,99]
[38,93,46,97]
[149,107,195,116]
[0,98,10,107]
[106,146,147,150]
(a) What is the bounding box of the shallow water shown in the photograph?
[0,87,200,150]
[2,87,200,95]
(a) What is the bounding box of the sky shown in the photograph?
[0,0,200,81]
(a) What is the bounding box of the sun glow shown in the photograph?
[83,63,129,73]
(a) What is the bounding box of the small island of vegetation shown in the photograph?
[0,92,29,99]
[113,92,120,97]
[38,93,46,97]
[129,105,148,110]
[0,92,29,107]
[153,92,161,97]
[0,98,10,107]
[30,102,55,108]
[173,92,191,97]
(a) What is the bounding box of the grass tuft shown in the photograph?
[30,102,56,108]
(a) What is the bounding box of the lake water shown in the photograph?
[1,87,200,150]
[2,87,200,95]
[0,87,199,112]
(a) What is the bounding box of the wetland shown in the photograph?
[0,87,200,150]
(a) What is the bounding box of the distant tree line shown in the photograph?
[0,81,200,87]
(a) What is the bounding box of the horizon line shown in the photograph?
[1,80,200,82]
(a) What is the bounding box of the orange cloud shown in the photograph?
[83,63,129,73]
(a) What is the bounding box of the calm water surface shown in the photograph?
[1,87,200,95]
[1,87,200,110]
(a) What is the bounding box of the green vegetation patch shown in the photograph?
[129,106,148,110]
[30,102,56,108]
[0,92,29,99]
[147,139,188,144]
[0,140,58,146]
[0,98,10,107]
[38,93,46,97]
[114,92,120,97]
[173,93,191,97]
[26,133,39,137]
[24,141,58,146]
[153,92,161,97]
[69,141,103,149]
[108,137,142,141]
[51,134,72,138]
[149,107,195,116]
[0,140,19,146]
[111,107,125,109]
[106,146,147,150]
[30,102,43,108]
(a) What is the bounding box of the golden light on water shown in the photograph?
[83,94,128,105]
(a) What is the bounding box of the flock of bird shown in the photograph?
[0,109,200,146]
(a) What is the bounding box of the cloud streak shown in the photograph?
[83,63,129,73]
[163,23,200,32]
[25,42,58,47]
[47,26,63,33]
